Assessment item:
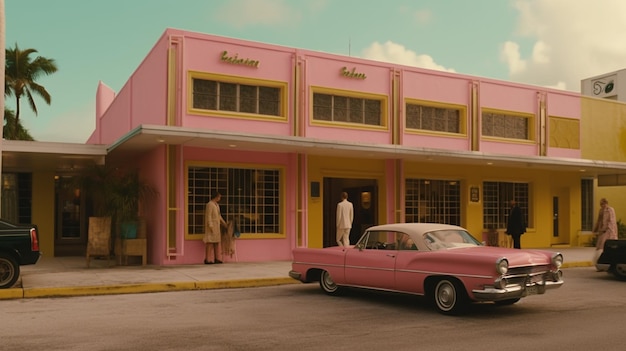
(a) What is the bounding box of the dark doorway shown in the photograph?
[54,176,88,256]
[323,178,377,248]
[552,196,559,237]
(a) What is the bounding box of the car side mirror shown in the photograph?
[356,243,365,251]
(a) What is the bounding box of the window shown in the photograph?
[581,178,594,231]
[405,103,461,133]
[0,173,32,224]
[313,93,382,126]
[187,166,282,236]
[483,181,529,229]
[192,78,281,117]
[482,111,530,140]
[405,179,461,225]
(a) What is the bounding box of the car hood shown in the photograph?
[436,246,557,267]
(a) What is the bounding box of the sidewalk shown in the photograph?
[0,247,596,300]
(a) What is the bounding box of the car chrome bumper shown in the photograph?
[472,277,564,301]
[289,270,302,281]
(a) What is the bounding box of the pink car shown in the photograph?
[289,223,564,315]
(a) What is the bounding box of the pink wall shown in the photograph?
[136,146,167,265]
[301,53,394,144]
[478,81,540,155]
[99,86,132,144]
[89,32,169,145]
[479,81,539,113]
[546,91,582,158]
[175,146,298,264]
[401,69,472,150]
[131,38,169,128]
[179,31,295,136]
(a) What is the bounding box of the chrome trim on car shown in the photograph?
[551,252,564,269]
[472,270,564,301]
[496,257,508,274]
[289,270,302,280]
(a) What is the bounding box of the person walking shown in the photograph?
[336,191,354,247]
[204,191,227,264]
[593,198,618,265]
[505,199,526,249]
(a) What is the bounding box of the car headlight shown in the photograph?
[496,257,508,275]
[552,253,563,269]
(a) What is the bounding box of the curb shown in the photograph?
[0,277,300,300]
[0,264,593,301]
[561,261,593,268]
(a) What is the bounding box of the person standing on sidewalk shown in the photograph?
[204,191,227,264]
[336,192,354,247]
[506,199,526,249]
[593,198,618,265]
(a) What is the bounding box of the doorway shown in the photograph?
[551,189,570,245]
[54,176,88,256]
[323,178,377,248]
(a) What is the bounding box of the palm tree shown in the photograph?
[5,43,58,132]
[3,107,34,140]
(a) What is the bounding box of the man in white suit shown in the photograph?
[336,192,354,247]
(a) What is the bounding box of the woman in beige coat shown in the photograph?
[593,198,618,265]
[204,191,226,264]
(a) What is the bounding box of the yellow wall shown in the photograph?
[404,162,582,248]
[31,172,55,257]
[306,156,388,248]
[581,96,626,224]
[306,155,582,249]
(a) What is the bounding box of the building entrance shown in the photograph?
[322,178,377,248]
[54,176,87,256]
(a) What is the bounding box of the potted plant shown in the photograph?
[79,165,156,265]
[109,170,157,240]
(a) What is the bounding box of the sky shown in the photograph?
[5,0,626,143]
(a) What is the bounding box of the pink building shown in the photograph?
[77,28,612,265]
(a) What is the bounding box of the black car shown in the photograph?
[596,239,626,280]
[0,219,41,288]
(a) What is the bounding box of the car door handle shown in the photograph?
[386,254,396,258]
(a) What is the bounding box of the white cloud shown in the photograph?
[414,9,432,24]
[502,0,626,91]
[361,41,455,73]
[213,0,303,28]
[501,41,527,75]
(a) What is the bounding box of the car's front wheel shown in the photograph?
[0,253,20,289]
[319,270,343,295]
[612,264,626,281]
[433,278,467,315]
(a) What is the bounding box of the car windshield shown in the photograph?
[423,229,481,251]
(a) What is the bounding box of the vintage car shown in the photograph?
[596,239,626,280]
[289,223,564,315]
[0,219,40,288]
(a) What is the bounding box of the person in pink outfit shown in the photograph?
[593,198,618,266]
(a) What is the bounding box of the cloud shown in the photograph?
[361,41,455,73]
[213,0,309,28]
[501,0,626,91]
[414,9,433,24]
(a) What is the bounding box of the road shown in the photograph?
[1,267,625,351]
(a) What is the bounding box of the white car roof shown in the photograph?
[365,223,467,236]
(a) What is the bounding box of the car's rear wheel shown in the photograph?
[319,270,343,295]
[0,253,20,289]
[612,264,626,281]
[433,278,467,315]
